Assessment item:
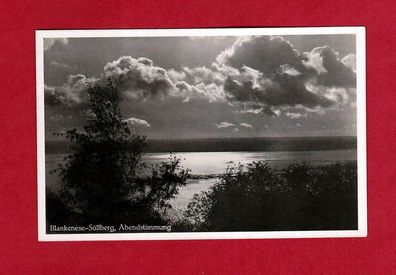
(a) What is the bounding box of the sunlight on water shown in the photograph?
[143,149,357,175]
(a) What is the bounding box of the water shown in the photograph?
[45,149,357,218]
[143,149,357,175]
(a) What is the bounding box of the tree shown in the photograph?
[47,79,189,229]
[184,161,357,231]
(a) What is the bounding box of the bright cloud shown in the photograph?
[124,117,151,127]
[240,123,254,129]
[216,122,235,128]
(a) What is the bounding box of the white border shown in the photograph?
[36,27,367,241]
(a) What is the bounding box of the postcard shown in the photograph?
[36,27,366,241]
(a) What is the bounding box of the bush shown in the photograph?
[184,161,357,231]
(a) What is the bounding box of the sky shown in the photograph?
[44,34,357,140]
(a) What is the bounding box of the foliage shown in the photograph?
[184,161,357,231]
[47,79,189,228]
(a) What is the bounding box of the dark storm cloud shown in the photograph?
[217,36,356,88]
[215,36,356,110]
[217,36,306,75]
[223,72,333,109]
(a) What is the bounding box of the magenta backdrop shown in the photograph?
[0,0,395,274]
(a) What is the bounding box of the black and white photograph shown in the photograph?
[36,27,366,241]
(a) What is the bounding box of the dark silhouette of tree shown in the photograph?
[47,79,189,230]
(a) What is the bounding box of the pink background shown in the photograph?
[1,0,395,273]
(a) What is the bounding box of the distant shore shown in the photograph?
[46,136,357,155]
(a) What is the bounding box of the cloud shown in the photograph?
[302,47,356,88]
[240,123,254,129]
[216,122,235,128]
[234,105,283,116]
[46,56,224,107]
[305,83,355,106]
[45,36,357,116]
[43,57,183,107]
[104,56,177,101]
[285,112,307,119]
[45,55,179,106]
[124,117,151,127]
[237,107,263,114]
[302,48,327,74]
[167,69,187,82]
[223,73,333,108]
[103,56,226,103]
[175,80,226,103]
[44,38,69,51]
[215,36,355,110]
[50,60,73,70]
[277,64,302,76]
[169,66,226,86]
[217,36,305,75]
[44,74,91,106]
[272,108,281,116]
[342,54,356,73]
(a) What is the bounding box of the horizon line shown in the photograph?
[46,135,357,142]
